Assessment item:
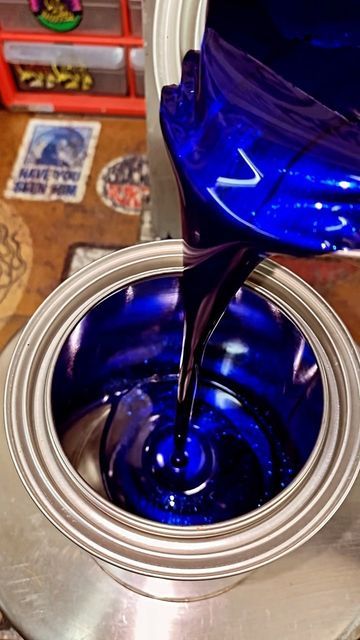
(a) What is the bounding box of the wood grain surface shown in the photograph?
[275,255,360,344]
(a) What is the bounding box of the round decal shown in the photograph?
[97,155,150,215]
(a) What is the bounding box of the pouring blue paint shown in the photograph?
[89,10,359,524]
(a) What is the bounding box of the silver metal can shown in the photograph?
[4,240,360,601]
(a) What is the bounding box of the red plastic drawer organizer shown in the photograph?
[0,0,145,115]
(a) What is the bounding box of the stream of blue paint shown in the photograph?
[72,5,360,524]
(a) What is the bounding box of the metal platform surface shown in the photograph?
[1,335,360,640]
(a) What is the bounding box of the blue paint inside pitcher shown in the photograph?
[206,0,360,120]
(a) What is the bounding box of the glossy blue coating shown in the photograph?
[160,22,359,471]
[52,276,323,525]
[160,28,360,255]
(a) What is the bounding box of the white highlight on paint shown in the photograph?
[207,148,277,237]
[326,216,348,232]
[215,148,263,188]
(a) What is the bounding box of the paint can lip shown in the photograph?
[4,240,360,580]
[152,0,206,96]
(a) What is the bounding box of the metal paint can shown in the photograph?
[4,240,360,601]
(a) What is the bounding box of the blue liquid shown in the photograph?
[52,277,323,526]
[160,28,360,255]
[53,6,359,525]
[159,17,360,495]
[206,0,360,121]
[101,375,300,525]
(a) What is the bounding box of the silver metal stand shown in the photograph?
[1,334,360,640]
